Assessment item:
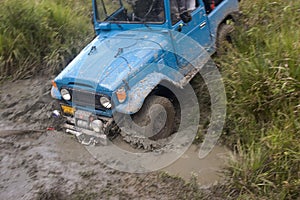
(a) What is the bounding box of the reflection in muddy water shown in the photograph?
[162,144,231,185]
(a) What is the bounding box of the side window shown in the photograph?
[170,0,180,24]
[170,0,198,25]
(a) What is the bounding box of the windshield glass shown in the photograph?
[95,0,165,24]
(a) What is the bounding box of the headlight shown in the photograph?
[100,96,112,109]
[61,88,71,101]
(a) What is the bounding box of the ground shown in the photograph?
[0,77,231,200]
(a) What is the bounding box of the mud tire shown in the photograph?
[216,23,234,55]
[132,95,175,141]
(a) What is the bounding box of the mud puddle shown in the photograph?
[162,144,231,185]
[110,135,231,185]
[0,129,230,199]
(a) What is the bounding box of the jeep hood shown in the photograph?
[54,31,170,92]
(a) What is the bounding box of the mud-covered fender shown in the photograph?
[114,72,180,115]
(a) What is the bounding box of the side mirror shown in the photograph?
[180,11,192,23]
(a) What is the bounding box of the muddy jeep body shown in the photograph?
[51,0,239,145]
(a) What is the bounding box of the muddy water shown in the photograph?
[163,144,231,185]
[0,129,230,199]
[0,78,231,199]
[111,136,231,185]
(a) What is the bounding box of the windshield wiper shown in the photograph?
[104,15,124,29]
[132,15,152,30]
[140,19,152,30]
[115,22,124,29]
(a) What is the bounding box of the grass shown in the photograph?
[0,0,93,80]
[218,0,300,199]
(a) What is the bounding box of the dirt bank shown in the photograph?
[0,77,230,199]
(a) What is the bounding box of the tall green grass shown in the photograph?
[219,0,300,199]
[0,0,93,80]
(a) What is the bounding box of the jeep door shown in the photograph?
[169,0,212,48]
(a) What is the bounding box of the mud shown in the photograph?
[0,77,231,199]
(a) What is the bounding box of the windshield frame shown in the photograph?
[94,0,166,25]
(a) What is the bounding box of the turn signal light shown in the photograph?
[51,80,57,88]
[116,87,127,103]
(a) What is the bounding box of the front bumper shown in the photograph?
[64,123,108,145]
[55,104,114,146]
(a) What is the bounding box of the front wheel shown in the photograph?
[132,95,176,141]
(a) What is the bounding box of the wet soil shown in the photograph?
[0,77,230,199]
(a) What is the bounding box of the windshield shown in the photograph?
[95,0,165,24]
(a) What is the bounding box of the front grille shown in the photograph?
[67,88,108,111]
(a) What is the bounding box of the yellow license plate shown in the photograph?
[61,105,75,115]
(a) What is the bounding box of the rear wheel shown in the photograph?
[216,23,234,55]
[132,95,176,140]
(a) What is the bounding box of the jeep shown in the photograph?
[51,0,239,147]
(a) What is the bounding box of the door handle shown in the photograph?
[199,22,207,28]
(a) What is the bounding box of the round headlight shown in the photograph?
[100,97,112,109]
[61,88,71,101]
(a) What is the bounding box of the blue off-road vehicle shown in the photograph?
[51,0,239,147]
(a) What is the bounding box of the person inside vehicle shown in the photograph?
[203,0,224,13]
[176,0,193,23]
[128,0,165,22]
[170,0,197,24]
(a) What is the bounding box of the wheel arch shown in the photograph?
[150,82,180,111]
[114,73,182,115]
[219,11,240,25]
[216,10,240,38]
